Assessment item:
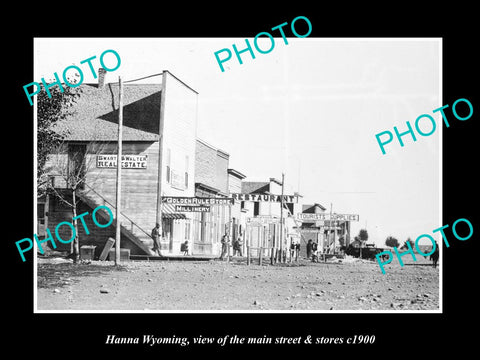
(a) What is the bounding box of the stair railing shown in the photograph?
[80,182,153,240]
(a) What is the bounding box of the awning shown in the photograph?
[162,203,187,219]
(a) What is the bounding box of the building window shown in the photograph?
[166,148,171,183]
[254,201,260,216]
[185,222,190,240]
[162,218,172,239]
[37,203,45,225]
[185,155,189,189]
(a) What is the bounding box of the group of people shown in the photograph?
[152,222,321,262]
[306,239,319,261]
[151,223,189,256]
[289,240,301,261]
[152,222,244,259]
[220,234,243,260]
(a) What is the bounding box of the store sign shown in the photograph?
[175,205,210,212]
[231,193,299,203]
[296,213,359,221]
[162,196,234,205]
[96,155,147,169]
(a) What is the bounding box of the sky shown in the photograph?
[34,37,441,246]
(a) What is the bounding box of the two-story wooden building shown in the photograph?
[41,70,199,258]
[192,138,248,256]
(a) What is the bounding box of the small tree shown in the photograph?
[48,141,108,262]
[37,80,79,197]
[385,236,400,248]
[402,237,415,250]
[358,229,369,242]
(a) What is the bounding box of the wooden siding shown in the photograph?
[44,141,159,255]
[41,73,201,256]
[161,72,197,198]
[85,141,159,238]
[47,195,148,257]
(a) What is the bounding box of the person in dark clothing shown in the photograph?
[151,223,161,256]
[306,239,313,259]
[295,242,300,261]
[290,240,296,260]
[311,241,318,262]
[181,241,189,255]
[233,236,243,257]
[430,241,439,268]
[220,234,230,260]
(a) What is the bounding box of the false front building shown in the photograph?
[40,70,199,258]
[237,179,303,259]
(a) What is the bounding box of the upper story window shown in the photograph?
[253,201,260,216]
[166,148,171,183]
[185,155,189,189]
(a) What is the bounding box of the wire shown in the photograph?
[104,72,164,85]
[123,72,164,84]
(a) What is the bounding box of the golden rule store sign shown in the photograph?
[96,155,148,169]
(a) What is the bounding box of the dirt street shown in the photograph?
[36,255,439,311]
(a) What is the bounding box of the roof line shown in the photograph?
[163,70,199,94]
[227,168,247,179]
[123,72,164,84]
[196,138,230,156]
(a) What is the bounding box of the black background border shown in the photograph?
[7,4,478,356]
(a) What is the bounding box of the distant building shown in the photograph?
[228,168,248,255]
[239,179,302,258]
[297,203,326,258]
[193,138,235,255]
[297,203,354,255]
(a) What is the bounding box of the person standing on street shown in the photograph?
[306,239,313,259]
[295,241,300,261]
[220,233,230,260]
[151,223,161,256]
[311,241,318,262]
[181,240,189,256]
[233,236,243,257]
[290,239,296,261]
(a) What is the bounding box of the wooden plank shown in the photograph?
[99,237,115,261]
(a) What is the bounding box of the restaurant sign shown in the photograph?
[96,155,147,169]
[231,193,299,203]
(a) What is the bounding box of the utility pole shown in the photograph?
[279,173,285,263]
[330,203,335,255]
[227,203,232,263]
[115,77,123,265]
[155,71,168,252]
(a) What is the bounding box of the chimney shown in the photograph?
[98,68,107,88]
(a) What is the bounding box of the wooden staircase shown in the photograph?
[77,185,156,256]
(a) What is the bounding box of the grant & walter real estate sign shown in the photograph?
[96,155,148,169]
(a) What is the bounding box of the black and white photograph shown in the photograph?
[7,6,478,356]
[33,37,442,313]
